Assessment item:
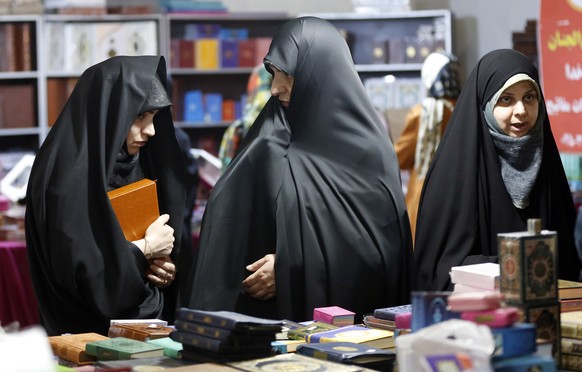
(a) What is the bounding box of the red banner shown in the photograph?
[539,0,582,152]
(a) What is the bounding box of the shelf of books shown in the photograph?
[0,15,41,155]
[0,10,452,159]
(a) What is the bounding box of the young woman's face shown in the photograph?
[126,110,158,155]
[493,80,539,138]
[270,67,294,108]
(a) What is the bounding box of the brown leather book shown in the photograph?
[107,323,174,342]
[107,178,159,242]
[48,332,110,365]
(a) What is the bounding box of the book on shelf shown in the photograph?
[146,337,183,360]
[449,262,500,290]
[107,323,174,342]
[175,308,282,335]
[286,321,338,341]
[313,306,355,327]
[296,341,396,370]
[306,325,395,350]
[228,352,364,372]
[48,332,110,365]
[107,178,159,242]
[559,279,582,300]
[85,337,164,360]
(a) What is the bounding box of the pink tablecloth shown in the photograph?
[0,240,39,328]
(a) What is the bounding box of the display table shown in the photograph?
[0,240,39,328]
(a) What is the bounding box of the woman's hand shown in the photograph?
[147,256,176,288]
[143,214,174,259]
[242,254,276,300]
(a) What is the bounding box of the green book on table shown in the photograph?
[85,337,164,360]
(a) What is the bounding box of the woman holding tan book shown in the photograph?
[25,56,186,336]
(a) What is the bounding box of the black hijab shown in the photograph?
[414,49,579,291]
[25,56,186,335]
[188,17,413,321]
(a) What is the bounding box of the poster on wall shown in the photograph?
[539,0,582,154]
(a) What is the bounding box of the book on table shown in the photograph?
[296,341,396,370]
[146,337,183,360]
[107,322,174,342]
[48,332,110,365]
[305,325,394,349]
[559,279,582,300]
[313,306,355,326]
[175,308,282,335]
[174,319,276,343]
[373,304,412,321]
[449,262,500,290]
[228,353,364,371]
[85,336,164,360]
[286,321,338,341]
[107,178,159,241]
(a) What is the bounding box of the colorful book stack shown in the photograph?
[369,304,412,334]
[169,22,271,70]
[183,90,243,124]
[313,306,355,327]
[498,218,560,368]
[170,308,282,363]
[445,289,557,370]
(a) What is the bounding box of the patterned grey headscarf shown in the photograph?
[483,73,543,209]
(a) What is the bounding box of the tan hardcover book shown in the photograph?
[107,178,159,242]
[48,332,110,365]
[107,323,174,342]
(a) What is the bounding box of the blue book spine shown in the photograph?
[204,93,223,122]
[183,90,204,123]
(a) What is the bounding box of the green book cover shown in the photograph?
[85,337,164,360]
[147,337,183,360]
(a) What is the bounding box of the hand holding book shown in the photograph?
[139,213,175,260]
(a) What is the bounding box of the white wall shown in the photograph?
[220,0,540,79]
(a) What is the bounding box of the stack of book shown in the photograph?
[497,219,560,369]
[559,279,582,313]
[170,308,282,363]
[450,262,500,293]
[559,311,582,370]
[368,304,412,333]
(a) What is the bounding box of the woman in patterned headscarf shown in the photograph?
[188,16,413,321]
[394,52,462,244]
[414,49,580,291]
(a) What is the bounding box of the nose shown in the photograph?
[514,100,527,116]
[143,122,155,137]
